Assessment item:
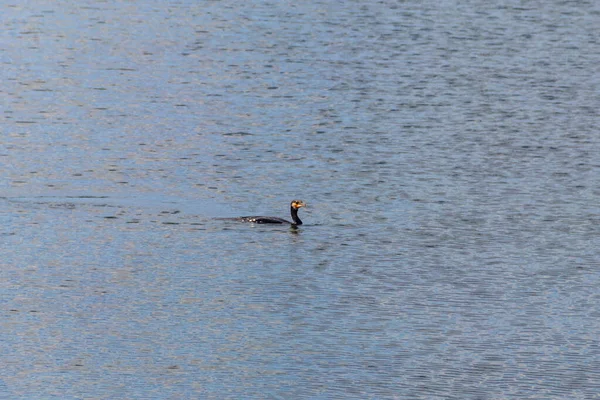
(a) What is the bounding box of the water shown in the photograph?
[2,1,600,398]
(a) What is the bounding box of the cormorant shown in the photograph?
[236,200,306,225]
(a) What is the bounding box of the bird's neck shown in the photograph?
[290,206,302,225]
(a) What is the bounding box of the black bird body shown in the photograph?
[235,200,306,225]
[238,216,292,224]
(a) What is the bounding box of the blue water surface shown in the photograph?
[2,1,600,398]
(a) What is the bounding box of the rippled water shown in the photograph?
[3,1,600,398]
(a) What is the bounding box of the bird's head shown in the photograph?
[291,200,306,210]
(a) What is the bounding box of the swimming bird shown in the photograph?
[236,200,306,225]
